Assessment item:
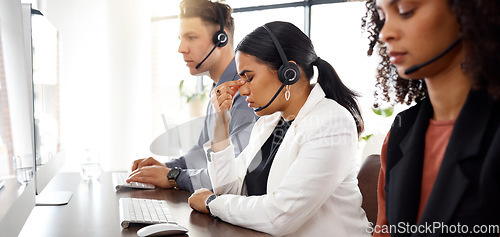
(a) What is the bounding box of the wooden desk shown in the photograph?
[19,172,269,237]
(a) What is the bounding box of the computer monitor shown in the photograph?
[0,0,36,235]
[21,3,72,206]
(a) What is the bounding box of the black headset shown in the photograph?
[262,25,300,85]
[196,5,228,69]
[254,25,301,112]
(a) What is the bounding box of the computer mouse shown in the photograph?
[137,223,188,237]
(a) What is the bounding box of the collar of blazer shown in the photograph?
[288,83,326,127]
[386,89,493,232]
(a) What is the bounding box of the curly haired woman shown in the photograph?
[363,0,500,236]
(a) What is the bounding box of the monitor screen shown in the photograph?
[32,10,60,165]
[0,0,36,235]
[31,7,61,193]
[23,4,71,205]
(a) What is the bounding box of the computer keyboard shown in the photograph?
[119,197,177,228]
[113,172,155,191]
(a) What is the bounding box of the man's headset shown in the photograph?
[195,6,228,69]
[254,25,301,112]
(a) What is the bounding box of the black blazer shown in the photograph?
[385,89,500,236]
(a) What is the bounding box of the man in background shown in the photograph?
[127,0,256,193]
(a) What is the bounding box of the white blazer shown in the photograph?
[204,84,370,236]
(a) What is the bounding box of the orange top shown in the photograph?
[417,119,455,221]
[373,119,455,236]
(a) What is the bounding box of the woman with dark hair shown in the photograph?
[188,21,370,235]
[363,0,500,236]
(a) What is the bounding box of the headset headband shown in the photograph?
[263,25,289,67]
[216,6,224,33]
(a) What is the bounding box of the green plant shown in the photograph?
[371,105,394,117]
[179,79,208,103]
[359,104,394,142]
[359,134,373,142]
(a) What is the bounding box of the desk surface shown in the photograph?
[19,172,269,237]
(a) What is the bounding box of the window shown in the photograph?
[311,2,385,138]
[233,7,305,44]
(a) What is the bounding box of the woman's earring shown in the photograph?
[285,85,291,101]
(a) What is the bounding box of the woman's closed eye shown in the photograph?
[398,5,416,19]
[399,9,415,18]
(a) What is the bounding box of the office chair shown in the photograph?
[357,154,381,231]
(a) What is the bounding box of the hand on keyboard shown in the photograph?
[113,172,155,190]
[128,165,176,189]
[131,157,166,171]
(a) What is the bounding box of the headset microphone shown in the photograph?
[404,37,461,75]
[195,42,220,69]
[254,25,300,112]
[195,6,228,70]
[254,83,287,112]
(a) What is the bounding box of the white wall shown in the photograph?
[39,0,153,172]
[107,0,152,171]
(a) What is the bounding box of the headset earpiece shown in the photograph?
[213,6,228,48]
[278,62,300,85]
[213,30,228,47]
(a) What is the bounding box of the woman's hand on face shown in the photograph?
[188,188,215,214]
[211,79,246,148]
[211,79,246,113]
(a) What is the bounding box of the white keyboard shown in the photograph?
[119,198,177,228]
[113,172,155,191]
